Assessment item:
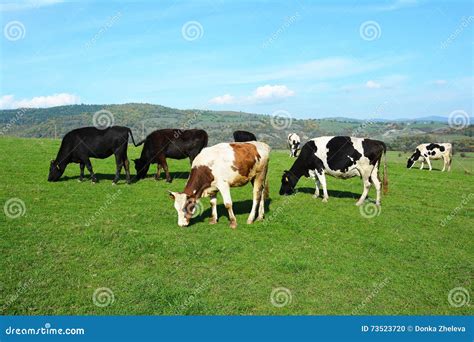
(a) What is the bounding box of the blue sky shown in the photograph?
[0,0,472,119]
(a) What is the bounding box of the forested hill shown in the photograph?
[0,103,472,151]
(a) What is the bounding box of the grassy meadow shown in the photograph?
[1,136,473,315]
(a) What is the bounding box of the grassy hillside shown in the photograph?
[1,137,472,315]
[1,104,472,150]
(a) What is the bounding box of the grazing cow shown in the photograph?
[279,136,388,206]
[407,143,452,171]
[169,141,270,228]
[48,126,139,184]
[287,133,301,157]
[134,129,208,182]
[233,130,257,142]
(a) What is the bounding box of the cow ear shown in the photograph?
[168,190,176,200]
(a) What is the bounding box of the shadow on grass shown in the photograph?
[296,187,359,199]
[56,171,190,183]
[191,199,273,225]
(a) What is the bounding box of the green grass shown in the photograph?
[1,137,473,315]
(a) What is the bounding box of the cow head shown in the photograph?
[407,149,421,168]
[133,158,150,179]
[48,159,64,182]
[168,191,198,227]
[279,170,297,195]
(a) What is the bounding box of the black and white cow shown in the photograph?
[287,133,301,157]
[407,143,452,172]
[279,136,388,206]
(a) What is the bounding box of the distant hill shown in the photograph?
[0,103,472,151]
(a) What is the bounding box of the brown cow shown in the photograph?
[169,141,271,228]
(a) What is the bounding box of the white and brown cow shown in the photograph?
[169,141,270,228]
[287,133,301,157]
[407,143,452,172]
[280,136,388,206]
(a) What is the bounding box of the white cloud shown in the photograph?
[0,0,63,12]
[249,85,295,103]
[208,94,235,105]
[366,80,382,89]
[0,93,80,109]
[433,79,447,85]
[209,85,295,106]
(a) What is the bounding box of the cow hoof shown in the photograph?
[375,202,381,207]
[112,182,117,186]
[230,222,237,229]
[209,218,218,224]
[246,219,254,225]
[166,179,172,183]
[312,194,319,199]
[322,198,328,203]
[256,216,264,222]
[355,201,363,206]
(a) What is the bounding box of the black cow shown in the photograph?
[233,130,256,142]
[134,129,208,182]
[48,126,139,184]
[280,136,388,206]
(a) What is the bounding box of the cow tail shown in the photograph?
[128,129,144,147]
[382,148,388,195]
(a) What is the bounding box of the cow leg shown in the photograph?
[209,194,218,224]
[158,155,172,182]
[313,179,321,198]
[218,182,237,229]
[315,171,329,202]
[85,159,97,183]
[426,158,432,171]
[155,163,161,180]
[113,154,123,185]
[124,158,131,184]
[79,163,85,182]
[370,165,382,206]
[257,166,269,221]
[248,173,265,224]
[419,160,424,170]
[356,173,372,206]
